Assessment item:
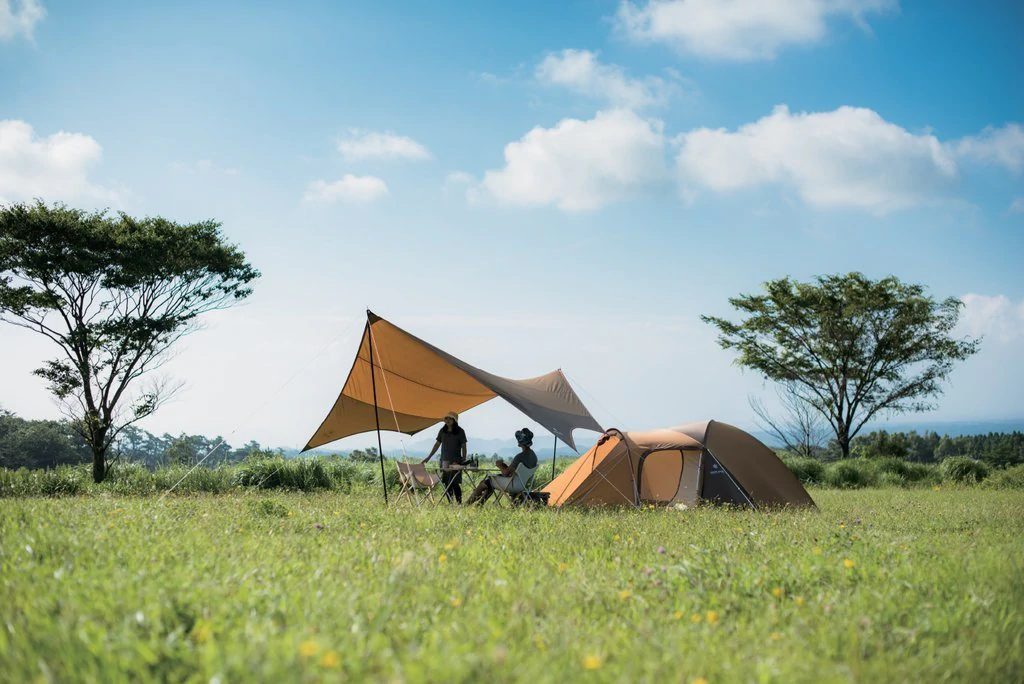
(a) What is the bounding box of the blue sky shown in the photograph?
[1,0,1022,451]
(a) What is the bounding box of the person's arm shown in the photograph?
[461,438,468,465]
[498,454,520,477]
[421,440,440,464]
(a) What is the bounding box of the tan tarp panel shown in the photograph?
[543,420,815,509]
[303,312,603,451]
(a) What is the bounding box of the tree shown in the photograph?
[0,201,259,482]
[750,383,831,459]
[702,273,980,459]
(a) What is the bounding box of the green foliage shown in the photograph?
[939,456,991,484]
[0,201,260,482]
[870,458,938,485]
[702,273,980,457]
[1,490,1022,681]
[780,456,826,485]
[983,464,1024,490]
[825,461,877,489]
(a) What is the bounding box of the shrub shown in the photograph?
[825,460,877,489]
[939,456,990,484]
[783,457,826,485]
[983,463,1024,490]
[871,458,938,485]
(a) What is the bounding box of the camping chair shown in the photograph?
[395,462,442,507]
[489,463,540,508]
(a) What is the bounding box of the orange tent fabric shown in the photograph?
[303,312,603,451]
[543,420,815,509]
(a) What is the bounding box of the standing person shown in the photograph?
[466,428,538,505]
[422,411,468,503]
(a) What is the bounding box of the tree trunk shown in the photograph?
[92,449,105,483]
[838,435,851,459]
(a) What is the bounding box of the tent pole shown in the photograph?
[551,436,557,481]
[367,313,388,504]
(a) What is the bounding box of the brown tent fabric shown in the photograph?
[303,312,603,452]
[543,420,815,509]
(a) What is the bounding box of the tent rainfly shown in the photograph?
[303,311,603,453]
[543,420,816,509]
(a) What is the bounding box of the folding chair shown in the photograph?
[489,463,539,508]
[395,462,442,506]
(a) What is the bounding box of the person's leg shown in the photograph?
[441,468,457,503]
[465,478,491,505]
[451,470,463,504]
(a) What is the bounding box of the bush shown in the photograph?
[825,460,877,489]
[871,458,938,485]
[983,463,1024,490]
[939,456,990,484]
[783,457,826,485]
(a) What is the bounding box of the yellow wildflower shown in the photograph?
[771,586,783,598]
[843,559,855,569]
[190,622,212,644]
[691,613,702,624]
[320,650,341,669]
[613,534,621,542]
[618,590,632,600]
[794,596,806,607]
[438,553,448,564]
[450,597,462,608]
[770,632,782,641]
[444,540,457,550]
[299,640,319,658]
[558,562,568,573]
[693,678,709,684]
[812,547,822,555]
[673,610,684,620]
[582,655,603,670]
[705,611,719,624]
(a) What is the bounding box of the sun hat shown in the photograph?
[515,427,534,446]
[444,411,458,422]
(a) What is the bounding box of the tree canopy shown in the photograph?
[0,201,259,481]
[702,273,980,458]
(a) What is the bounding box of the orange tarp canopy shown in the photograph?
[303,312,603,452]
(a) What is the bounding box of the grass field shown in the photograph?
[2,488,1023,683]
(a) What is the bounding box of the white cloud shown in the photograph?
[481,109,668,212]
[954,123,1024,174]
[535,49,677,109]
[0,119,121,205]
[0,0,44,41]
[1010,197,1024,215]
[168,159,240,176]
[302,175,388,204]
[675,105,958,213]
[616,0,897,61]
[958,294,1024,343]
[336,129,430,162]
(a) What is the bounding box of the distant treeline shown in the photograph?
[3,409,1022,471]
[0,410,272,471]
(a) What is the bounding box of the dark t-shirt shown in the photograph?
[508,447,538,472]
[436,424,467,464]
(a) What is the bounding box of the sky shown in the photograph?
[1,0,1022,454]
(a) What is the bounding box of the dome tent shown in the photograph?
[543,420,815,509]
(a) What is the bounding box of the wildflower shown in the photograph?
[534,635,547,651]
[191,622,212,644]
[812,547,822,555]
[287,511,293,516]
[438,553,448,564]
[558,562,568,573]
[320,650,341,669]
[691,613,702,624]
[444,540,457,550]
[771,586,783,598]
[770,632,782,641]
[843,559,855,569]
[613,534,621,542]
[314,523,324,530]
[450,597,462,608]
[582,655,602,670]
[692,678,709,684]
[618,590,632,600]
[838,522,845,529]
[794,596,805,607]
[932,485,941,491]
[657,546,666,554]
[705,611,719,624]
[674,611,684,620]
[299,640,319,658]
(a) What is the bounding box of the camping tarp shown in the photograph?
[543,420,815,509]
[303,312,603,451]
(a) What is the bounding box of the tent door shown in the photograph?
[638,449,692,504]
[700,451,755,508]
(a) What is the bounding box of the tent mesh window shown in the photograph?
[638,449,686,503]
[700,452,753,507]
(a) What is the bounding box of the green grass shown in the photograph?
[1,489,1022,683]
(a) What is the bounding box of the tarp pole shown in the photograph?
[367,313,388,504]
[551,436,557,481]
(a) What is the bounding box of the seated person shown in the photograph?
[466,428,538,505]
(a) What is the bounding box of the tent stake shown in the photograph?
[551,436,558,481]
[367,313,388,504]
